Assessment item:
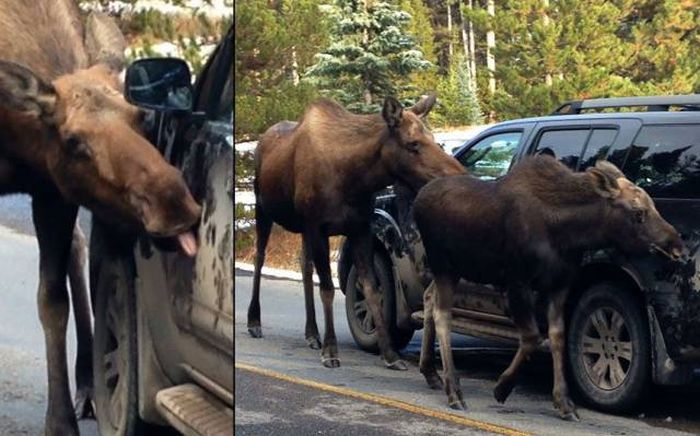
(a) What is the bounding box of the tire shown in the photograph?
[92,254,145,436]
[567,282,651,412]
[345,254,414,353]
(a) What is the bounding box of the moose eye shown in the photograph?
[64,135,91,159]
[634,209,646,223]
[405,141,420,152]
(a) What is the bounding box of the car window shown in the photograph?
[579,129,618,170]
[458,132,521,180]
[216,72,233,123]
[623,124,700,198]
[534,129,590,169]
[194,27,232,117]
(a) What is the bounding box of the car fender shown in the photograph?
[578,250,696,384]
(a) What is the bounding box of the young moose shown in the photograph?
[249,95,464,369]
[414,156,683,420]
[0,2,201,434]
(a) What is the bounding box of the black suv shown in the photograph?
[338,95,700,412]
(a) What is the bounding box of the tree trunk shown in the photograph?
[486,0,495,94]
[446,0,453,57]
[467,0,477,88]
[458,0,477,92]
[542,0,552,86]
[291,46,300,86]
[458,0,468,59]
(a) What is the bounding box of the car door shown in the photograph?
[617,122,700,358]
[450,128,530,318]
[169,28,233,356]
[135,27,233,392]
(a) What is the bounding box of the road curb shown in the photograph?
[235,261,341,289]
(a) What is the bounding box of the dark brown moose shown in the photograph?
[248,95,465,369]
[413,156,683,420]
[0,2,201,435]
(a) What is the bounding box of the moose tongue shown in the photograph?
[177,231,198,257]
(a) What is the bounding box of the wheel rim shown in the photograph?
[352,275,383,335]
[580,306,633,390]
[101,275,129,430]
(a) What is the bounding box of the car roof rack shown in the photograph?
[551,94,700,115]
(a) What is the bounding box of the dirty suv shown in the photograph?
[90,27,232,435]
[338,95,700,413]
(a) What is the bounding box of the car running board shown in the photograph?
[412,309,520,342]
[412,310,553,352]
[156,383,233,436]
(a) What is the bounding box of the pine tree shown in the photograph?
[435,55,483,126]
[305,0,432,113]
[619,0,699,94]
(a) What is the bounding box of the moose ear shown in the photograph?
[410,92,437,118]
[85,12,127,72]
[594,159,626,180]
[0,61,56,122]
[587,166,621,199]
[382,96,403,130]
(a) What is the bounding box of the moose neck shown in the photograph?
[339,114,396,199]
[537,172,615,254]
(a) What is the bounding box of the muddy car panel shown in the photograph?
[133,27,233,422]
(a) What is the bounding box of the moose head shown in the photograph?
[0,12,201,254]
[587,160,684,261]
[381,93,465,191]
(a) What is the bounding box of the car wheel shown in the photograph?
[567,282,650,412]
[93,254,145,436]
[345,254,414,353]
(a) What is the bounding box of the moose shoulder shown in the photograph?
[413,155,683,420]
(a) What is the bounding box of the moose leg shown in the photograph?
[247,205,273,338]
[548,288,578,421]
[300,237,321,349]
[433,274,466,410]
[494,288,540,404]
[305,228,339,368]
[33,197,79,435]
[68,224,94,420]
[349,228,406,370]
[419,281,442,389]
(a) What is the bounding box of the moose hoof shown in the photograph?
[248,326,263,338]
[448,398,468,411]
[74,387,95,420]
[559,410,580,422]
[306,336,322,350]
[423,372,444,390]
[555,397,579,421]
[493,379,515,404]
[384,359,408,371]
[321,357,341,368]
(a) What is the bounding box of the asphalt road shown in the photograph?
[235,270,700,436]
[0,195,98,435]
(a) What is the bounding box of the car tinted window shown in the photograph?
[623,124,700,198]
[458,132,521,180]
[216,70,232,122]
[535,129,590,169]
[579,129,618,170]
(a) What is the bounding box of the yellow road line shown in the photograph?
[235,362,530,436]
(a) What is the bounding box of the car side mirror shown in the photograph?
[124,58,193,112]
